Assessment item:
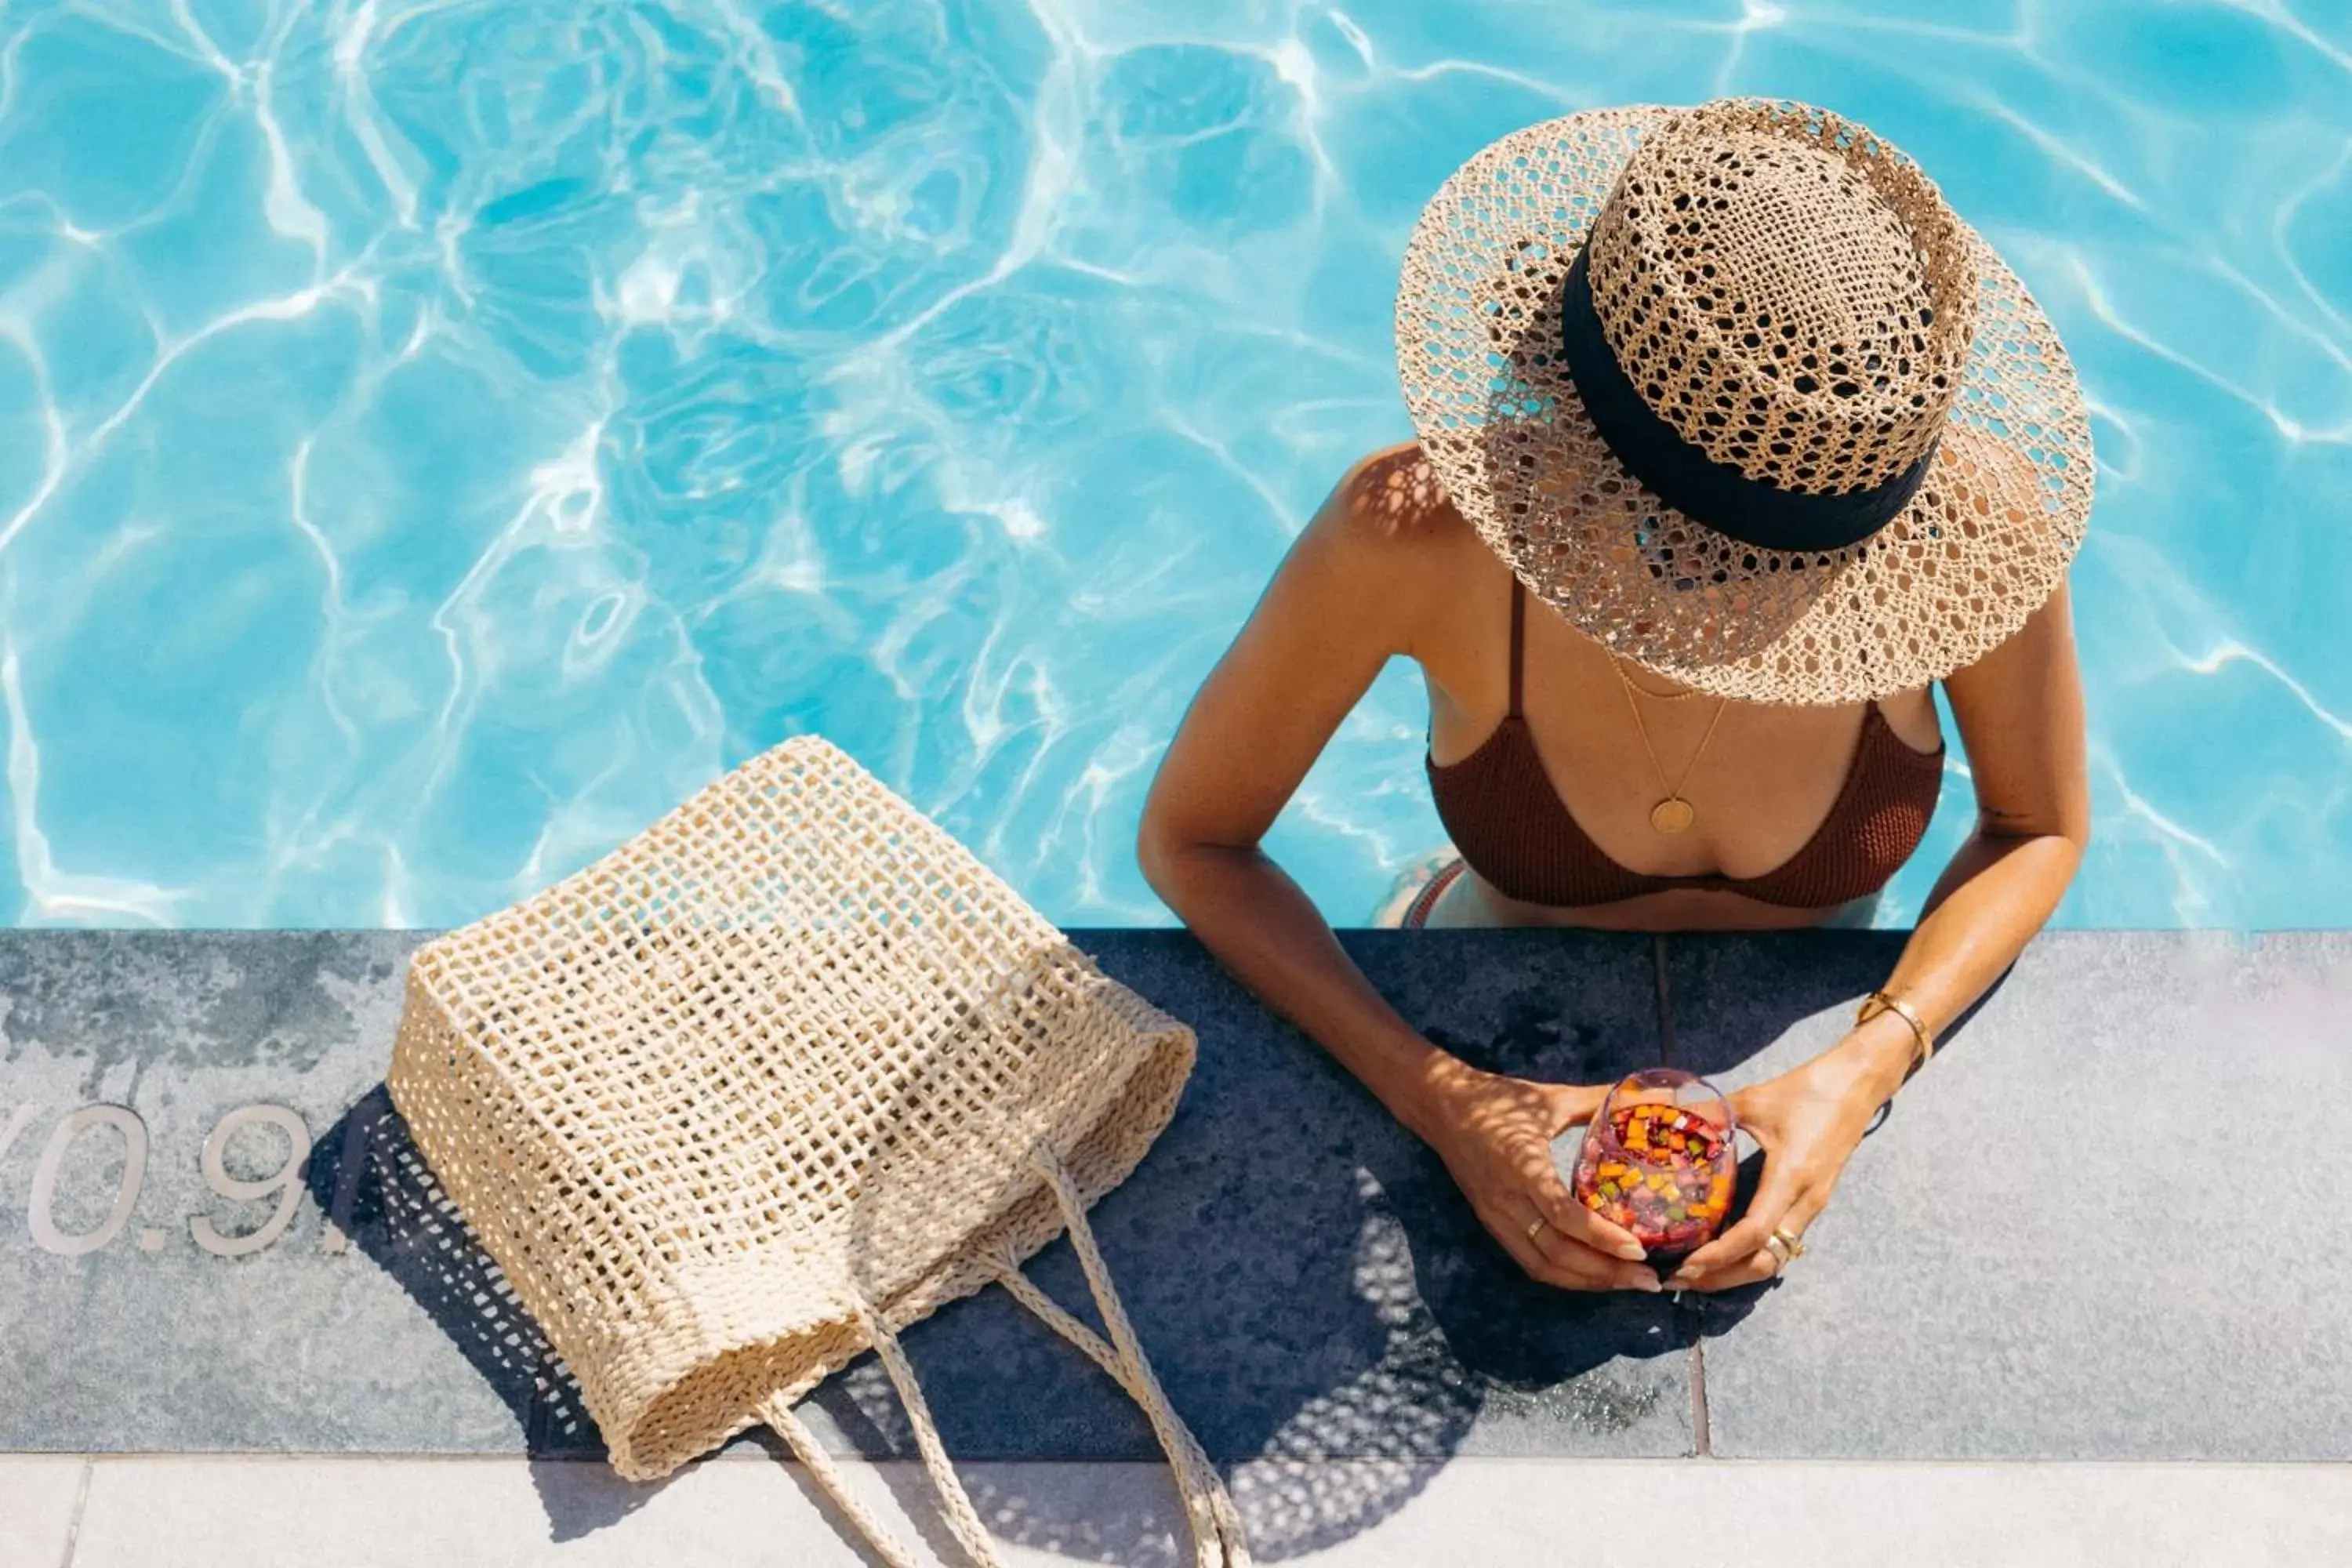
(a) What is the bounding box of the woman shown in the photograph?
[1137,100,2092,1295]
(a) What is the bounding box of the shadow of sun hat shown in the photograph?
[1396,98,2094,705]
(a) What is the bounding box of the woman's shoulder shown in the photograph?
[1264,443,1483,659]
[1282,442,1494,657]
[1316,441,1479,561]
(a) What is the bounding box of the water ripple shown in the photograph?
[0,0,2342,930]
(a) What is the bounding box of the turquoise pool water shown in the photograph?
[0,0,2344,931]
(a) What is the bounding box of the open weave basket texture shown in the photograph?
[387,735,1248,1568]
[1396,98,2094,705]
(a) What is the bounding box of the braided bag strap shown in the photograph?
[757,1147,1250,1568]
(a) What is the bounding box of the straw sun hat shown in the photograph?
[1396,98,2094,705]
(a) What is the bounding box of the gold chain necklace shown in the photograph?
[1617,669,1705,701]
[1610,656,1729,834]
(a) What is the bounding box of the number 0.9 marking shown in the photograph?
[191,1105,312,1258]
[27,1105,148,1256]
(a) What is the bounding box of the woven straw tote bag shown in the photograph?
[386,735,1250,1568]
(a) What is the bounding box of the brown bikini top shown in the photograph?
[1425,579,1945,909]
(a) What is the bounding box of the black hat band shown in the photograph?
[1556,245,1940,555]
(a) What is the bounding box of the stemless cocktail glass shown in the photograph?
[1570,1069,1738,1268]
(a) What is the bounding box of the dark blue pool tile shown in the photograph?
[787,930,1692,1465]
[1,927,1690,1466]
[1668,931,2352,1460]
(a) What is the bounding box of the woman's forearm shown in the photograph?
[1140,839,1471,1144]
[1149,826,2085,1126]
[1834,827,2084,1102]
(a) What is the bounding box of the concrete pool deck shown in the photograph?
[9,1454,2350,1566]
[2,928,2347,1563]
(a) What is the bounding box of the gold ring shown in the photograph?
[1773,1226,1807,1259]
[1525,1214,1548,1243]
[1763,1227,1806,1270]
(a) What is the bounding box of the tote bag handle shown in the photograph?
[753,1149,1251,1568]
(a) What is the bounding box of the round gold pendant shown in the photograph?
[1650,797,1697,834]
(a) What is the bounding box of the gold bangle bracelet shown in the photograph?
[1856,989,1934,1076]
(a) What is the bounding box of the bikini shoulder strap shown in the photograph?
[1506,575,1526,718]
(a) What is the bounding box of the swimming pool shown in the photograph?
[0,0,2343,931]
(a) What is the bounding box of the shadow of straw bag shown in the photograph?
[386,735,1250,1568]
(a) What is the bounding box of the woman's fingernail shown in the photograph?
[1617,1244,1647,1261]
[1628,1273,1662,1292]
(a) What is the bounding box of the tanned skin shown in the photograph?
[1138,441,2089,1292]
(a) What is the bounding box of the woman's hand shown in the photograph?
[1418,1068,1665,1292]
[1664,1035,1897,1291]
